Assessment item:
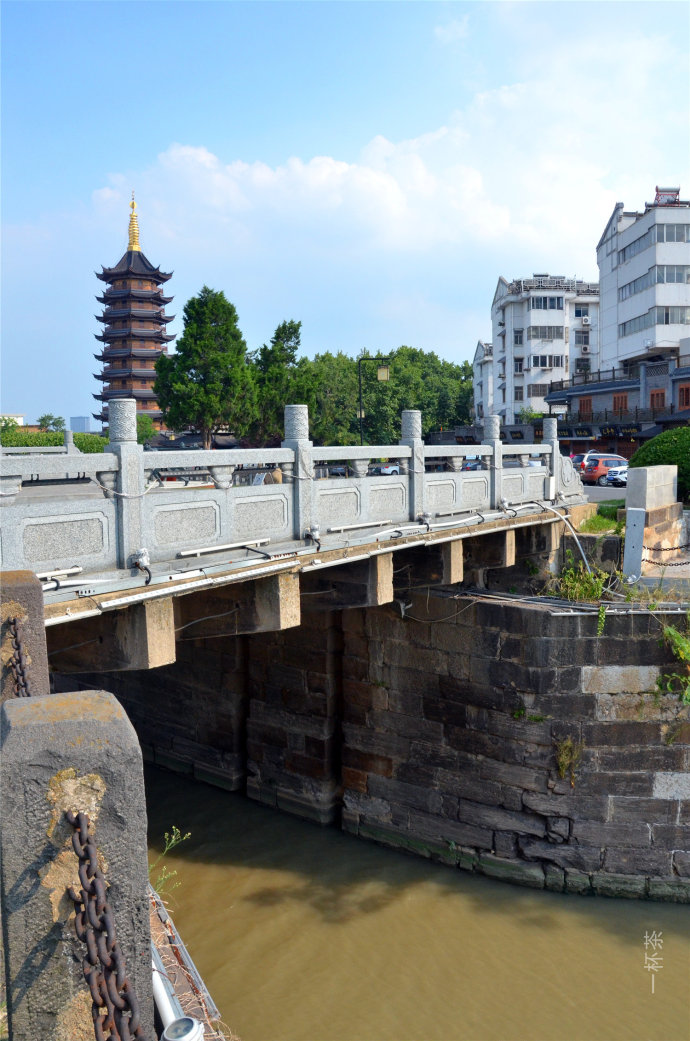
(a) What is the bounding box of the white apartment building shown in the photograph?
[473,275,599,425]
[597,187,690,367]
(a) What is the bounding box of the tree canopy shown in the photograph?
[37,414,65,432]
[155,286,474,448]
[154,286,256,449]
[629,427,690,501]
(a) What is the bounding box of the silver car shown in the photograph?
[606,465,628,487]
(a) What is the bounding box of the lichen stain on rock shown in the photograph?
[45,767,106,842]
[41,769,108,923]
[52,986,93,1041]
[0,598,28,667]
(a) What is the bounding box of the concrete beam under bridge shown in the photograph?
[47,597,176,673]
[174,571,302,639]
[299,553,394,611]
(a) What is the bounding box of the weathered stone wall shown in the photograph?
[63,592,690,900]
[337,593,690,900]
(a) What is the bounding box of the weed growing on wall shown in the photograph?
[657,619,690,704]
[149,825,191,896]
[551,549,609,602]
[554,737,584,787]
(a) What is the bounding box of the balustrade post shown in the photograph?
[483,415,503,508]
[63,429,78,454]
[282,404,313,539]
[399,409,424,521]
[542,416,558,500]
[107,400,146,569]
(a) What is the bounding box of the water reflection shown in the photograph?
[146,767,690,1041]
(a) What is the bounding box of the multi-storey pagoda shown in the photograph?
[93,196,175,429]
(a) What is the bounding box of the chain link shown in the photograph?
[642,541,690,553]
[66,810,146,1041]
[6,617,32,697]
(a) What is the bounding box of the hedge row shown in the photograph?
[0,431,109,453]
[629,426,690,501]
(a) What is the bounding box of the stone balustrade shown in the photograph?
[0,401,584,577]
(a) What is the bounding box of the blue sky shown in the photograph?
[2,0,688,425]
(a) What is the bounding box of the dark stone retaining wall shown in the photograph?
[63,593,690,901]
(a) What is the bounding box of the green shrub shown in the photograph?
[73,433,109,453]
[629,427,690,501]
[0,431,108,453]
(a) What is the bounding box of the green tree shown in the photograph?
[36,414,65,432]
[629,427,690,501]
[154,286,256,449]
[0,416,19,435]
[517,406,544,424]
[250,320,303,444]
[136,414,156,445]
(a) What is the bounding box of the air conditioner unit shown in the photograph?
[581,345,590,355]
[582,316,591,325]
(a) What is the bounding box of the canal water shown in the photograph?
[145,767,690,1041]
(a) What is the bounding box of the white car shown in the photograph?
[606,465,628,487]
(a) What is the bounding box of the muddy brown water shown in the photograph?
[145,767,690,1041]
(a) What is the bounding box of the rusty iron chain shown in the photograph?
[642,541,690,553]
[66,810,146,1041]
[6,616,32,697]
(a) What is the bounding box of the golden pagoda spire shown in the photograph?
[127,191,141,252]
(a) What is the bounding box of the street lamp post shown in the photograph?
[358,356,391,445]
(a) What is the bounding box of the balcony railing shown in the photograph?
[548,365,641,393]
[557,405,678,426]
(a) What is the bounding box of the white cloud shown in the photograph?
[434,16,470,44]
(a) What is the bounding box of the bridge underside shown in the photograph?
[50,506,690,901]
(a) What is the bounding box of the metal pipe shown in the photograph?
[177,538,270,559]
[328,519,393,534]
[35,566,83,580]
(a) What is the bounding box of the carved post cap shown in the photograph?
[543,417,557,441]
[483,415,500,441]
[283,404,310,442]
[401,410,422,441]
[108,399,138,443]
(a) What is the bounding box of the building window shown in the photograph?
[530,296,564,310]
[656,265,690,284]
[574,305,589,318]
[514,330,523,346]
[575,331,590,346]
[656,306,690,326]
[514,359,523,374]
[527,326,564,341]
[578,397,593,416]
[613,393,628,414]
[650,390,666,410]
[656,224,690,243]
[679,384,690,409]
[501,389,506,403]
[575,359,591,374]
[514,387,524,402]
[531,355,563,369]
[529,384,549,397]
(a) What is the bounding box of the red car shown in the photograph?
[583,454,627,485]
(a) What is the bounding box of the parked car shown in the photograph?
[571,450,607,474]
[606,465,628,487]
[379,463,400,475]
[583,454,628,485]
[461,459,484,471]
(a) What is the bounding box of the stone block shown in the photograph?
[368,775,443,814]
[604,847,672,875]
[596,746,685,771]
[575,771,654,797]
[436,769,503,806]
[519,838,603,872]
[522,790,609,820]
[493,831,518,857]
[651,824,690,848]
[609,796,679,823]
[581,721,662,746]
[591,873,647,899]
[480,760,549,794]
[653,773,690,800]
[407,808,493,850]
[544,864,565,892]
[646,879,690,903]
[580,665,661,695]
[672,852,690,877]
[367,709,444,742]
[571,820,651,848]
[477,854,545,889]
[457,799,546,837]
[627,465,677,511]
[564,871,593,895]
[1,570,50,700]
[0,691,153,1040]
